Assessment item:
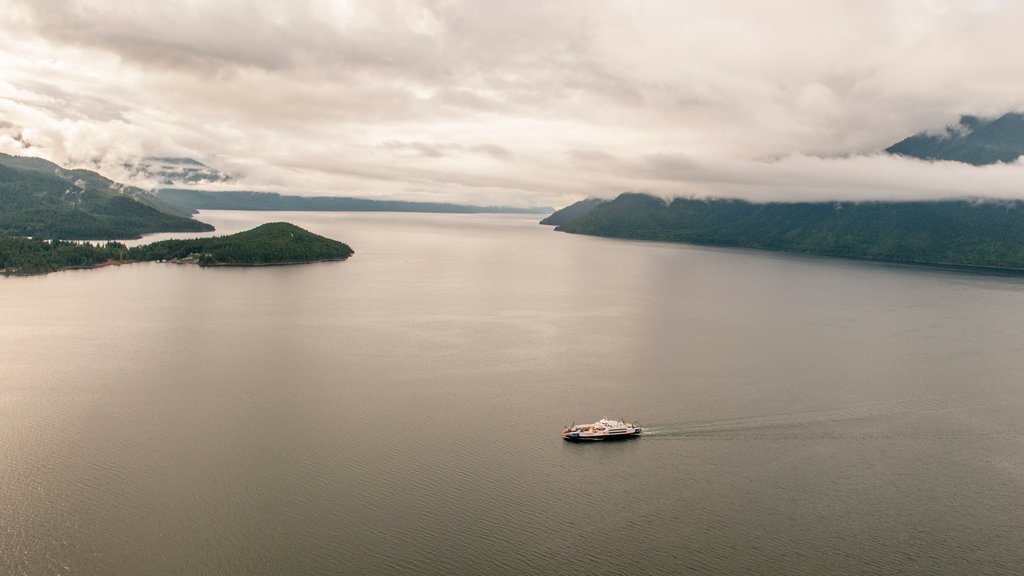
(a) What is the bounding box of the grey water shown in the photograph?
[3,211,1024,575]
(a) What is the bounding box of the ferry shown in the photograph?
[562,418,642,441]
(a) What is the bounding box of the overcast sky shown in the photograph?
[2,0,1024,207]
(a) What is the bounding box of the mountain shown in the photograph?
[156,188,553,214]
[2,222,352,275]
[124,156,232,186]
[886,112,1024,165]
[546,192,1024,271]
[0,153,214,239]
[539,198,604,226]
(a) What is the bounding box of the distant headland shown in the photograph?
[155,188,552,215]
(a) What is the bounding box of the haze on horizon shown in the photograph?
[2,0,1024,208]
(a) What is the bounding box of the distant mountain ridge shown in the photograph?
[124,156,233,186]
[886,112,1024,165]
[545,192,1024,271]
[0,153,213,239]
[157,188,553,214]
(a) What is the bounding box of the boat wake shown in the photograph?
[641,395,985,440]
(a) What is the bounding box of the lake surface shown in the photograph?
[3,211,1024,575]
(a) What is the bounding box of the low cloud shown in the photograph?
[634,153,1024,202]
[4,1,1024,208]
[380,140,512,159]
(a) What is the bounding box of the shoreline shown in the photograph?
[554,228,1024,278]
[3,256,351,277]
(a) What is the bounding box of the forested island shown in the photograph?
[544,193,1024,271]
[2,222,353,276]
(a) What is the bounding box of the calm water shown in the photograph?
[3,211,1024,575]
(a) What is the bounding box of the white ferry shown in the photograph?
[562,418,642,441]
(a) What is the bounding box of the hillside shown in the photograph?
[157,188,552,214]
[127,222,353,266]
[539,198,604,226]
[0,153,214,239]
[547,192,1024,271]
[2,222,352,275]
[886,113,1024,165]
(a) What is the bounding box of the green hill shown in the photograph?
[0,153,213,239]
[886,113,1024,165]
[126,222,353,266]
[547,193,1024,271]
[2,222,353,275]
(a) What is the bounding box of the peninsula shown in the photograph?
[544,193,1024,272]
[2,222,353,276]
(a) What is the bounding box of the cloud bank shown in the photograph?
[3,0,1024,207]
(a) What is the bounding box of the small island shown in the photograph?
[1,222,354,276]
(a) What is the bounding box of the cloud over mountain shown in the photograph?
[3,0,1024,206]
